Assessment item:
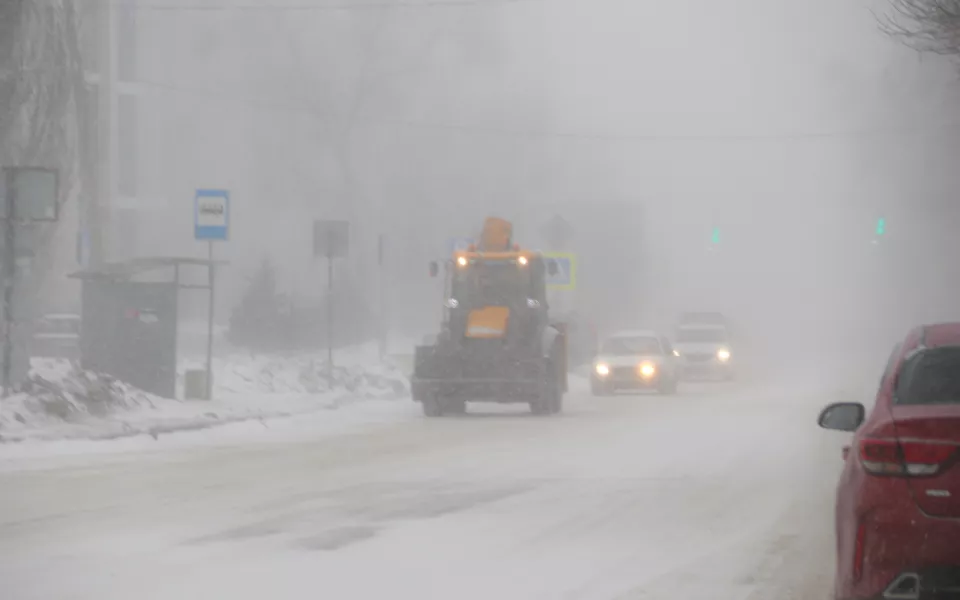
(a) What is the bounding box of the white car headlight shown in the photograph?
[717,348,731,361]
[595,363,610,377]
[638,362,656,378]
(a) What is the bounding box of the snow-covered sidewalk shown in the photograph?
[0,343,414,445]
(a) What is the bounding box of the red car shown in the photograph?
[818,323,960,599]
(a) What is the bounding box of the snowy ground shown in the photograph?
[0,369,853,600]
[0,343,411,446]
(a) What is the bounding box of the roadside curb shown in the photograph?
[0,391,405,445]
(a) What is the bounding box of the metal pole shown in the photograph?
[92,0,114,266]
[327,237,334,376]
[2,168,16,398]
[378,233,386,360]
[206,241,214,400]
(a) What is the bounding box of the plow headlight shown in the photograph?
[456,256,468,267]
[595,363,610,377]
[638,362,656,378]
[717,348,731,362]
[518,256,528,266]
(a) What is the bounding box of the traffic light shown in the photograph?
[710,227,720,244]
[875,218,885,236]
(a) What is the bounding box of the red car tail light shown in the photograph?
[859,438,957,476]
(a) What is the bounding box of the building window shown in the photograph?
[117,0,137,83]
[117,93,137,198]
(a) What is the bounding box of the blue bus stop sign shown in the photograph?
[194,189,230,241]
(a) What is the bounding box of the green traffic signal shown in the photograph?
[875,218,885,236]
[710,227,720,244]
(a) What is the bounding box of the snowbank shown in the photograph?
[180,344,409,398]
[0,344,411,444]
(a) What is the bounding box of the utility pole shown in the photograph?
[91,0,114,266]
[2,169,16,398]
[377,233,386,360]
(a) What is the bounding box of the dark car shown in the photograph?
[818,323,960,600]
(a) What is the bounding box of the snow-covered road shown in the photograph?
[1,380,842,600]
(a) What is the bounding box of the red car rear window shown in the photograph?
[896,347,960,405]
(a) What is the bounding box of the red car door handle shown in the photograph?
[842,445,850,460]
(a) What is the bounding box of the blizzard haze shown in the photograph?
[537,0,960,366]
[6,1,960,599]
[69,0,960,368]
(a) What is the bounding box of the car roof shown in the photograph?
[914,322,960,348]
[676,324,727,331]
[679,311,726,320]
[606,330,660,339]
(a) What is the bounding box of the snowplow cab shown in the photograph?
[448,249,550,340]
[478,216,513,251]
[413,219,567,417]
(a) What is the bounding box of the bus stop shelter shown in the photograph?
[68,257,226,399]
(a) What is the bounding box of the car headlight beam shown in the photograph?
[638,362,656,378]
[717,348,731,362]
[595,363,610,377]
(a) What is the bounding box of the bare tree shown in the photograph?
[0,0,92,305]
[883,0,960,57]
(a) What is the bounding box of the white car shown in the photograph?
[591,330,681,396]
[673,324,734,380]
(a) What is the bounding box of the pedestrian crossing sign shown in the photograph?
[544,252,576,290]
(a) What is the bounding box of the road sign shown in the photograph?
[313,220,349,258]
[194,189,230,241]
[446,237,475,255]
[544,252,576,290]
[1,167,59,221]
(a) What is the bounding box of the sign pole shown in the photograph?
[194,189,229,401]
[327,235,334,378]
[2,168,16,398]
[378,233,386,361]
[312,219,348,378]
[206,240,215,400]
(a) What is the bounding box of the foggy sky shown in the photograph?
[107,0,960,358]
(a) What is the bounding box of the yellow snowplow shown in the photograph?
[411,218,568,416]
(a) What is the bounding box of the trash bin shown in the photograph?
[184,369,209,400]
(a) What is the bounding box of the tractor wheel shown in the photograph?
[422,394,444,417]
[445,398,467,415]
[531,356,562,416]
[550,380,564,414]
